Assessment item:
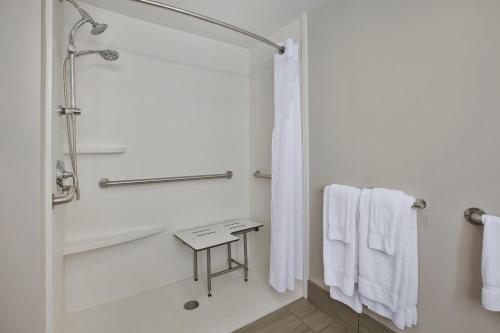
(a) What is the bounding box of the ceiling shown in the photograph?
[80,0,327,48]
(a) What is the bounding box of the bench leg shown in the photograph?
[207,248,212,297]
[227,243,232,269]
[243,233,248,282]
[193,250,198,281]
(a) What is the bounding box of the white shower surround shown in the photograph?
[61,5,251,312]
[53,5,310,329]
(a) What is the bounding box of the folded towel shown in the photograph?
[323,185,362,313]
[481,214,500,312]
[327,184,361,242]
[368,188,410,255]
[359,188,418,329]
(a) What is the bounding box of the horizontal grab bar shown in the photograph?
[99,171,233,189]
[464,207,486,225]
[253,170,271,179]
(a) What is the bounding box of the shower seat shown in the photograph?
[174,219,263,297]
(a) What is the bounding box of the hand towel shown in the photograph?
[481,214,500,311]
[327,184,361,242]
[368,188,408,255]
[358,188,418,329]
[323,185,362,313]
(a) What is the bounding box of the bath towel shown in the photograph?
[323,185,362,313]
[358,188,418,329]
[327,184,361,242]
[368,188,407,255]
[481,214,500,311]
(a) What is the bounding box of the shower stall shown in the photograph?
[46,0,310,332]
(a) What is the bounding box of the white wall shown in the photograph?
[0,1,45,333]
[308,0,500,332]
[249,20,302,271]
[62,5,250,312]
[48,0,68,332]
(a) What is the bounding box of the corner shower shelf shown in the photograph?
[64,145,126,155]
[63,225,166,256]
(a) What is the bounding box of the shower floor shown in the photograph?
[63,265,303,333]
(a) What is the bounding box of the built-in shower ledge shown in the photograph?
[64,225,166,256]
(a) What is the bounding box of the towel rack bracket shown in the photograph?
[464,207,486,225]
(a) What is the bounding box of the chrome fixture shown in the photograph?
[75,49,120,61]
[253,170,271,179]
[56,0,119,205]
[129,0,285,54]
[464,207,486,225]
[52,161,77,208]
[66,0,108,40]
[98,171,233,189]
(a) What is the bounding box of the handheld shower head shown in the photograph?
[98,49,120,61]
[75,49,120,61]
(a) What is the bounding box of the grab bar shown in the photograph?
[464,207,486,225]
[99,171,233,189]
[253,170,271,179]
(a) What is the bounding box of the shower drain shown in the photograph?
[183,300,199,310]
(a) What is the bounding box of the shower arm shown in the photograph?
[68,17,88,47]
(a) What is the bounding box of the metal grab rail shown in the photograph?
[253,170,271,179]
[99,171,233,189]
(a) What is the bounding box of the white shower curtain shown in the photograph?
[269,39,304,293]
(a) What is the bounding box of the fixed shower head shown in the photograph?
[77,7,108,35]
[74,49,120,61]
[91,22,108,35]
[98,49,120,61]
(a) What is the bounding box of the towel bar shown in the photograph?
[464,207,486,225]
[320,186,427,209]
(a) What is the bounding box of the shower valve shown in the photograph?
[55,160,75,188]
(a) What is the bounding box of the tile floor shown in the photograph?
[235,298,354,333]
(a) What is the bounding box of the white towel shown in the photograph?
[368,188,407,255]
[358,188,418,329]
[323,185,362,313]
[481,214,500,311]
[327,184,361,242]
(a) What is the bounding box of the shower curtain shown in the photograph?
[269,39,304,293]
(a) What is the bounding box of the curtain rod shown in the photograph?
[129,0,285,54]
